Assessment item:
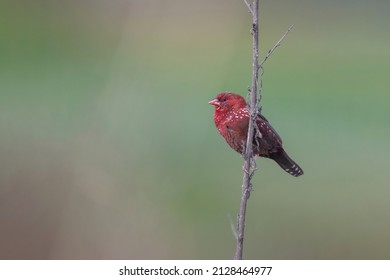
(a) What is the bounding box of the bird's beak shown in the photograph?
[208,98,220,107]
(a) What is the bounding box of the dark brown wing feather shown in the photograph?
[255,114,304,177]
[254,114,283,157]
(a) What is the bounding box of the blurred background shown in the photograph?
[1,0,389,259]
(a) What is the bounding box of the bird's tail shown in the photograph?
[269,149,304,177]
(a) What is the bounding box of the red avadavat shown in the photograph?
[209,92,303,177]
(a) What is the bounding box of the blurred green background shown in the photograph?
[1,0,389,259]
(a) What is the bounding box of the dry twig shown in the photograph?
[235,0,293,260]
[259,24,294,67]
[235,0,259,260]
[243,0,254,15]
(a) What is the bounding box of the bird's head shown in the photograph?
[208,93,247,114]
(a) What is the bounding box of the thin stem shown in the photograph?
[259,24,294,67]
[242,0,254,15]
[235,1,293,261]
[258,25,293,108]
[235,0,259,260]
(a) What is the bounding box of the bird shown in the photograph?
[209,92,303,177]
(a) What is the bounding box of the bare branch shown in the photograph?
[236,1,293,261]
[235,0,259,260]
[259,24,294,67]
[257,25,293,109]
[242,0,254,15]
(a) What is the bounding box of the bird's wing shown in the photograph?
[256,113,283,148]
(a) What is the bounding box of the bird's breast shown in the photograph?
[215,109,251,154]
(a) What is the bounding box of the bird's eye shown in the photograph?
[220,97,227,102]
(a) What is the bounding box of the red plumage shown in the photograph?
[209,92,303,177]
